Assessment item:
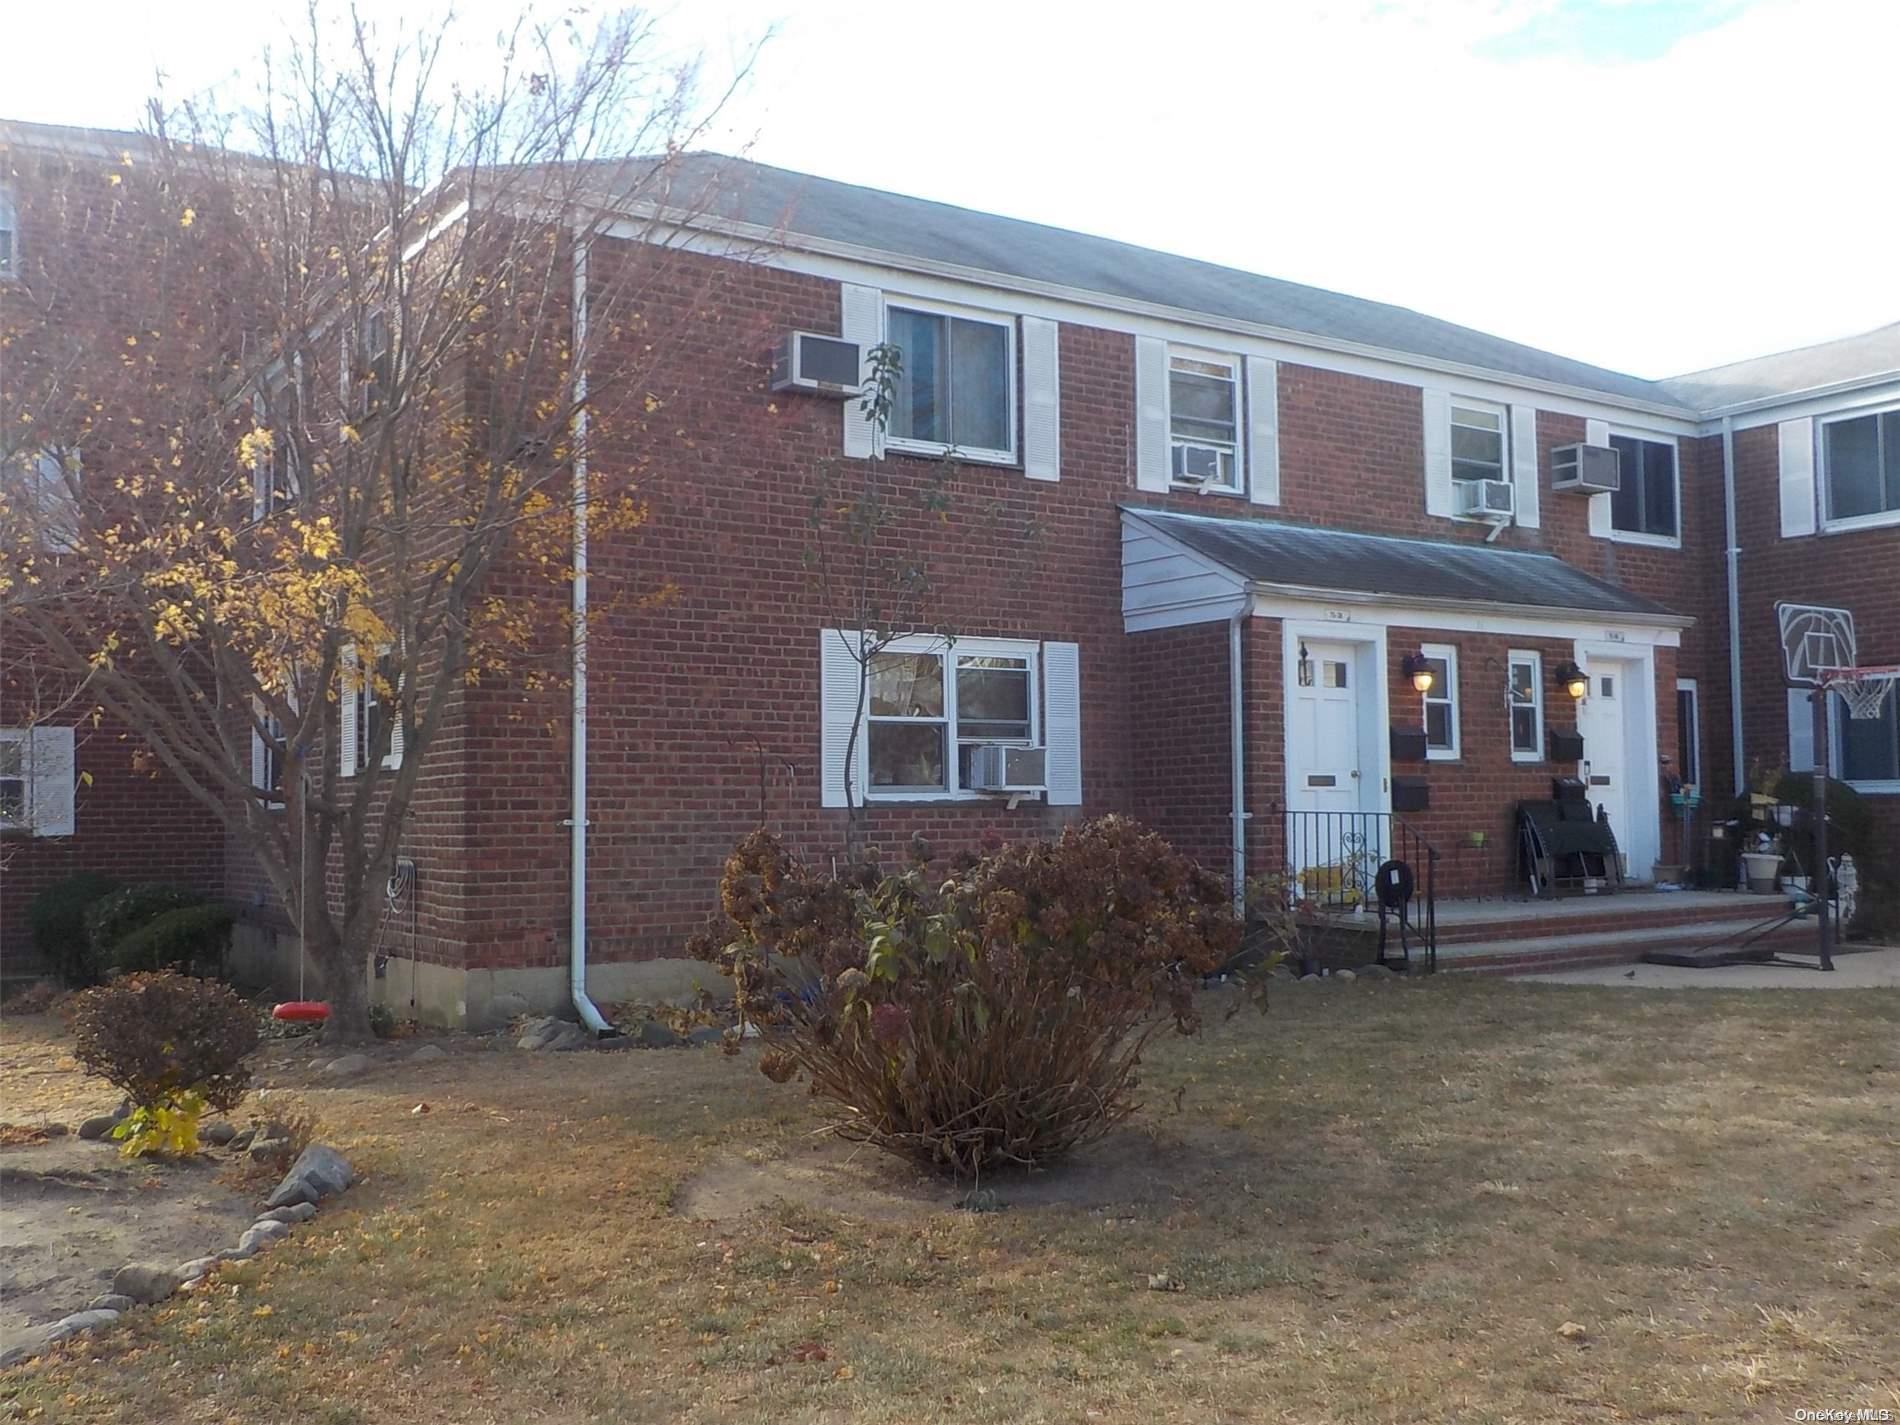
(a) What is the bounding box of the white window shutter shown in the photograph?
[1134,336,1170,492]
[250,391,269,521]
[1511,406,1540,529]
[387,664,405,769]
[251,717,268,793]
[1777,416,1817,538]
[840,284,882,461]
[1787,687,1818,772]
[1021,316,1061,481]
[819,629,866,809]
[1422,388,1453,518]
[1585,418,1612,537]
[28,726,76,837]
[1042,641,1083,805]
[339,646,360,777]
[1245,356,1280,506]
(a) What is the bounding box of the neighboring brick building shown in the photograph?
[4,124,1894,1017]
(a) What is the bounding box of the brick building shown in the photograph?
[3,123,1895,1016]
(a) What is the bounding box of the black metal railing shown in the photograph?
[1270,805,1439,973]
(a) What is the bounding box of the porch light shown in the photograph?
[1297,641,1313,688]
[1400,652,1435,694]
[1554,659,1588,700]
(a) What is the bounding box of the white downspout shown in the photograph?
[1229,606,1247,913]
[1721,414,1745,794]
[568,233,610,1036]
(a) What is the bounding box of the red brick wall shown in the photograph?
[1128,622,1233,875]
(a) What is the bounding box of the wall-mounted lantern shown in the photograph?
[1297,641,1313,688]
[1554,659,1588,700]
[1400,651,1435,694]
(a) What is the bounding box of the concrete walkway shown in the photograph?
[1533,945,1900,989]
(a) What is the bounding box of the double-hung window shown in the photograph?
[1422,644,1459,760]
[1169,352,1241,491]
[1839,694,1900,787]
[865,640,1036,796]
[885,305,1014,462]
[1450,401,1507,485]
[1508,651,1543,762]
[1820,406,1900,528]
[1608,433,1678,540]
[1675,679,1700,790]
[342,645,403,775]
[0,732,27,827]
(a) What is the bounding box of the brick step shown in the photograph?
[1434,897,1798,947]
[1440,916,1819,976]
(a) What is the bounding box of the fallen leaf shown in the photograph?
[1557,1321,1588,1341]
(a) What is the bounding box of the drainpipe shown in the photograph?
[567,233,611,1036]
[1229,605,1248,913]
[1721,414,1744,795]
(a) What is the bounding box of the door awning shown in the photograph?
[1122,506,1692,627]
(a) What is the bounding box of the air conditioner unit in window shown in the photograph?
[1172,443,1224,485]
[1456,478,1516,520]
[1551,442,1621,494]
[968,744,1047,794]
[772,331,862,397]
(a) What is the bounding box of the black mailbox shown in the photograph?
[1392,777,1430,813]
[1389,725,1429,763]
[1549,728,1584,762]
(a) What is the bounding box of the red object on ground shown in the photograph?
[272,1001,330,1022]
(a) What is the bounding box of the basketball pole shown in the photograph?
[1811,687,1834,972]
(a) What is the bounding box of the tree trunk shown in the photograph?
[308,921,373,1043]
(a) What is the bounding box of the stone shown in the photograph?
[86,1294,136,1314]
[1334,969,1357,982]
[1358,963,1396,979]
[1557,1321,1589,1341]
[687,1025,726,1046]
[258,1201,318,1225]
[408,1043,447,1063]
[265,1143,355,1210]
[517,1016,590,1052]
[633,1020,683,1049]
[42,1122,69,1137]
[111,1263,184,1305]
[77,1114,120,1141]
[46,1309,119,1342]
[0,1333,50,1369]
[202,1120,237,1145]
[323,1053,372,1080]
[227,1127,256,1152]
[249,1136,291,1165]
[237,1221,292,1255]
[1297,973,1321,983]
[177,1257,222,1282]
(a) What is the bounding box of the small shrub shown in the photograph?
[3,980,64,1015]
[85,882,205,966]
[28,873,121,986]
[368,1003,397,1039]
[110,902,235,974]
[691,816,1242,1178]
[70,973,259,1156]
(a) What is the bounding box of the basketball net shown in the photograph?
[1822,664,1900,722]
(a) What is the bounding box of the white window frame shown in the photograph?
[253,698,290,808]
[0,182,16,281]
[1508,649,1544,763]
[1167,346,1245,496]
[342,644,403,776]
[1421,643,1460,761]
[1829,692,1900,796]
[1675,678,1701,791]
[0,729,28,830]
[1604,427,1682,549]
[862,634,1040,803]
[1818,399,1900,535]
[1449,397,1509,486]
[880,298,1017,466]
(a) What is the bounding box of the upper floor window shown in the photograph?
[253,377,303,517]
[1608,434,1678,540]
[1450,401,1506,484]
[885,304,1014,462]
[1821,407,1900,526]
[1170,353,1241,491]
[0,733,26,826]
[0,184,16,280]
[2,446,80,551]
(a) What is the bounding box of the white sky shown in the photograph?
[6,0,1897,380]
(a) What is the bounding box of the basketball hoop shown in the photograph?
[1822,664,1900,722]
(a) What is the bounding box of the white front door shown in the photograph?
[1290,640,1361,815]
[1578,659,1632,873]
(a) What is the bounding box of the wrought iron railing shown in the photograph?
[1270,805,1439,973]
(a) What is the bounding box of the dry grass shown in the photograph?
[1,976,1897,1423]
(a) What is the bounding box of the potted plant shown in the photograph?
[1740,833,1782,894]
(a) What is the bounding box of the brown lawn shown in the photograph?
[1,975,1896,1424]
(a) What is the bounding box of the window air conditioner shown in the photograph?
[1172,443,1224,485]
[772,331,862,397]
[1550,442,1621,494]
[968,744,1047,794]
[1456,478,1516,520]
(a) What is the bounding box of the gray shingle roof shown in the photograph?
[1126,507,1688,624]
[614,154,1684,409]
[1660,321,1900,411]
